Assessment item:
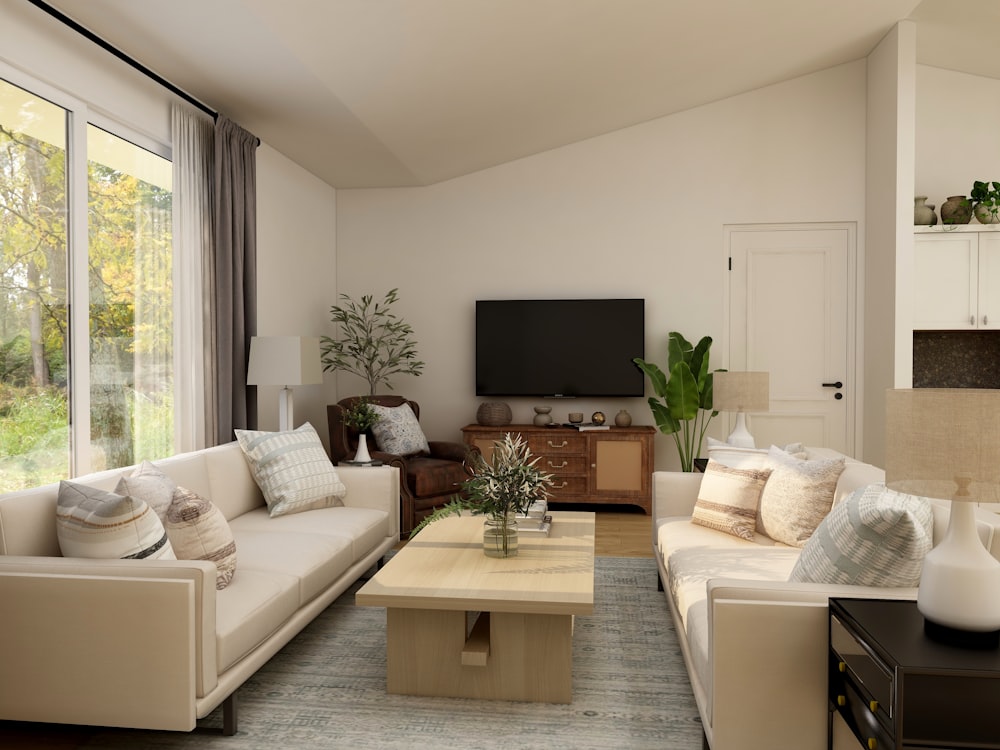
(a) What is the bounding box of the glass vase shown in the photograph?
[483,514,519,558]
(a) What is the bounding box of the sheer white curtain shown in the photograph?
[171,103,215,451]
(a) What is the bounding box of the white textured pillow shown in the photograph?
[692,460,772,540]
[789,484,933,586]
[235,422,346,517]
[56,481,176,560]
[164,486,237,589]
[370,403,430,455]
[116,460,176,520]
[757,445,846,546]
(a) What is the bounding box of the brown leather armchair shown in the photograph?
[327,396,476,536]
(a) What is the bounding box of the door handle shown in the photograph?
[822,381,843,389]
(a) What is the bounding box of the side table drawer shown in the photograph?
[831,615,893,726]
[529,434,587,455]
[548,476,587,498]
[830,670,895,750]
[538,455,588,474]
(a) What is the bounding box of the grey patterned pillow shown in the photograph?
[235,422,346,517]
[164,486,237,589]
[370,403,430,455]
[757,445,846,546]
[692,460,772,540]
[116,460,177,520]
[56,481,176,560]
[789,484,933,586]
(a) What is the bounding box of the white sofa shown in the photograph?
[0,441,399,734]
[653,448,1000,750]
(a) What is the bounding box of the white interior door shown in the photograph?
[727,224,856,454]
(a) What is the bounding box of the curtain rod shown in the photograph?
[25,0,218,120]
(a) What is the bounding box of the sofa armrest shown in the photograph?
[706,579,915,750]
[652,471,703,520]
[338,465,401,539]
[0,556,219,731]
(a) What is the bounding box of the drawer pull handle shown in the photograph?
[838,661,847,673]
[548,460,568,469]
[836,695,846,707]
[869,700,878,713]
[867,739,877,750]
[552,481,568,489]
[548,440,568,448]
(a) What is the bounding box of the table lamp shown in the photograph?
[712,371,769,448]
[246,336,323,432]
[885,388,1000,645]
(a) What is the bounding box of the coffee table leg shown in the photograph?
[384,607,574,702]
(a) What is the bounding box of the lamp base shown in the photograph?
[725,412,756,449]
[924,619,1000,649]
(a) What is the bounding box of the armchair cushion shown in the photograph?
[370,403,430,456]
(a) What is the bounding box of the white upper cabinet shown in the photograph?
[914,230,1000,330]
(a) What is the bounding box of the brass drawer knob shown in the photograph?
[837,695,846,707]
[869,700,878,713]
[867,738,877,750]
[838,661,847,673]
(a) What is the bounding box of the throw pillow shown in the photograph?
[115,460,177,520]
[370,403,430,456]
[164,486,237,590]
[692,460,772,540]
[235,422,347,517]
[757,445,846,547]
[789,484,933,587]
[56,480,176,560]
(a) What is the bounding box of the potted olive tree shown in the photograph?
[320,288,425,395]
[633,331,720,472]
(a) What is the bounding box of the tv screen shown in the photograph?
[476,299,645,398]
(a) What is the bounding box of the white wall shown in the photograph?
[337,61,869,470]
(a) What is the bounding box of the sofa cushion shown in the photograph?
[164,486,237,590]
[235,422,346,517]
[56,481,176,560]
[371,403,430,456]
[789,484,933,587]
[214,569,300,672]
[692,460,771,541]
[757,446,846,546]
[115,461,177,520]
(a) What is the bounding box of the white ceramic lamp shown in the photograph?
[885,388,1000,643]
[246,336,323,432]
[712,371,769,449]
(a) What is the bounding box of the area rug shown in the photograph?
[82,556,703,750]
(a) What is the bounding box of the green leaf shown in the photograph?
[632,357,666,397]
[665,361,700,421]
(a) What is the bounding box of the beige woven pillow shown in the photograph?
[164,486,237,590]
[757,445,846,546]
[692,460,772,541]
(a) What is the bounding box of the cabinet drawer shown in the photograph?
[538,455,588,474]
[529,434,587,455]
[830,671,896,750]
[831,615,893,725]
[547,476,587,498]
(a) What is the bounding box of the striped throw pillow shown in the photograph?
[789,484,933,587]
[691,460,772,541]
[56,480,175,560]
[164,486,237,589]
[235,422,346,517]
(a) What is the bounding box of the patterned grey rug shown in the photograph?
[81,556,702,750]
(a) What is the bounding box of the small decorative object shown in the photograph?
[476,401,512,426]
[914,196,937,226]
[410,433,553,558]
[940,195,973,225]
[533,405,553,426]
[614,409,632,427]
[354,434,373,463]
[342,398,379,463]
[971,181,1000,224]
[568,412,584,424]
[591,411,606,425]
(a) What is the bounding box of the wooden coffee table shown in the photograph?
[356,510,595,703]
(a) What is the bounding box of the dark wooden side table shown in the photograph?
[829,597,1000,749]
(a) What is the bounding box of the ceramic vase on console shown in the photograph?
[354,433,372,463]
[533,405,553,426]
[941,195,973,225]
[914,196,937,226]
[614,409,632,427]
[483,512,519,558]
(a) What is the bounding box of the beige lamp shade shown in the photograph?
[712,371,769,413]
[246,336,323,387]
[885,388,1000,504]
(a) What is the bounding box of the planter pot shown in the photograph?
[354,433,372,463]
[941,195,973,225]
[914,196,937,226]
[975,203,1000,224]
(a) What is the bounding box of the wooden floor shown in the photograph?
[0,508,652,748]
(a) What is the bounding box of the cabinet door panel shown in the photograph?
[592,438,646,495]
[914,234,977,329]
[978,234,1000,329]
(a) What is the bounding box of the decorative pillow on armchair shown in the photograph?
[757,445,846,546]
[692,459,772,540]
[789,484,933,587]
[235,422,346,517]
[370,403,430,455]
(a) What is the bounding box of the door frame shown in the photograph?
[722,222,864,457]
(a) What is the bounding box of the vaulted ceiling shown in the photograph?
[39,0,1000,188]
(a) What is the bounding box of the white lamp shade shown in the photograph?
[712,371,769,413]
[246,336,323,387]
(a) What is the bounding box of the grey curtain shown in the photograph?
[213,115,259,442]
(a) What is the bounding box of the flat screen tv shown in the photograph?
[476,298,645,398]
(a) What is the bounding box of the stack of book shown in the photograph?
[518,500,553,536]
